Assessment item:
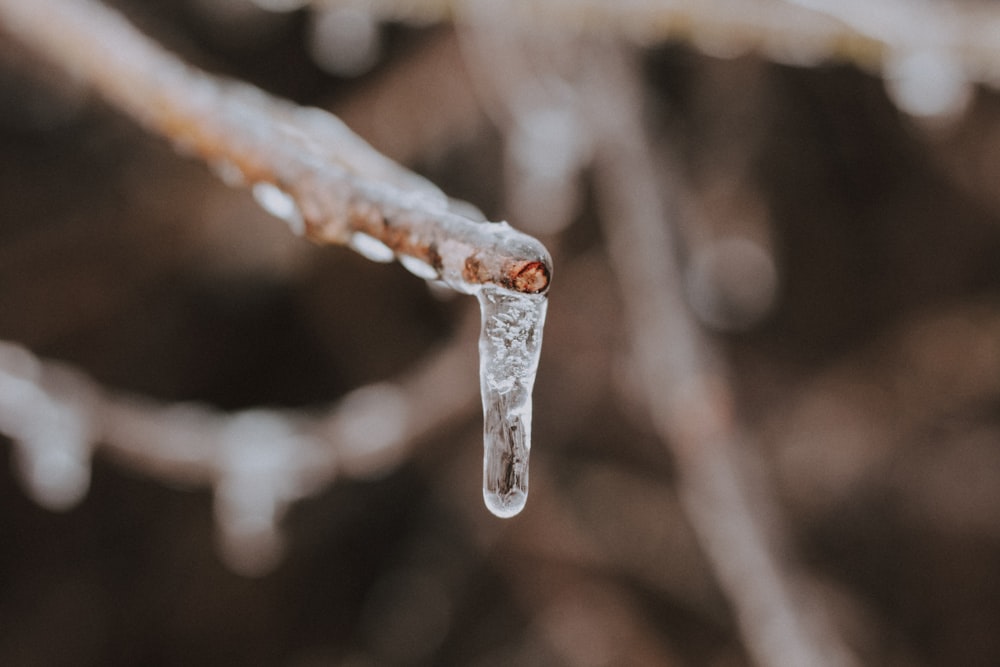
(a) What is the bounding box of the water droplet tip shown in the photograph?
[483,488,527,518]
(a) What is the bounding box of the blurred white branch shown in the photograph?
[0,329,478,575]
[314,0,1000,94]
[584,45,857,667]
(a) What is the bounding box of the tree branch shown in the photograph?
[0,322,479,574]
[0,0,551,295]
[583,45,857,667]
[315,0,1000,88]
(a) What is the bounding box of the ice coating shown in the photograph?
[252,182,305,236]
[476,286,548,518]
[399,255,439,280]
[349,232,395,263]
[884,48,972,120]
[0,346,92,512]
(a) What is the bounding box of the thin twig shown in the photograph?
[0,318,479,573]
[0,0,551,295]
[0,322,477,484]
[98,339,477,487]
[584,45,857,667]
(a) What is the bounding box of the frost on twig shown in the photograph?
[0,0,551,296]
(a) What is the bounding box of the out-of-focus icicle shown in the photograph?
[458,5,591,236]
[307,4,382,77]
[884,48,972,121]
[214,410,313,576]
[0,343,94,511]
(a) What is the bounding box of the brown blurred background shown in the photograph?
[4,1,1000,665]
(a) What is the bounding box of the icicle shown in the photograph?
[307,5,381,78]
[506,105,590,235]
[884,48,972,120]
[12,414,91,512]
[0,347,92,512]
[214,410,300,576]
[476,286,548,518]
[211,158,246,187]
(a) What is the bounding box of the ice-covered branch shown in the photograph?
[0,333,478,575]
[0,0,551,295]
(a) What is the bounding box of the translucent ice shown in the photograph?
[14,435,90,512]
[884,49,972,119]
[308,6,381,77]
[215,410,299,576]
[399,255,439,280]
[252,182,305,235]
[349,232,395,263]
[211,158,246,187]
[0,349,91,512]
[476,286,547,518]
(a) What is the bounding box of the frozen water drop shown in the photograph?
[476,286,547,518]
[308,6,381,77]
[349,232,395,263]
[884,49,972,120]
[400,255,439,280]
[252,182,305,235]
[213,411,299,576]
[15,439,90,511]
[211,158,246,187]
[484,485,528,519]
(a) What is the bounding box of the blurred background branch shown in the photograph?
[2,0,1000,666]
[585,44,854,667]
[320,0,1000,103]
